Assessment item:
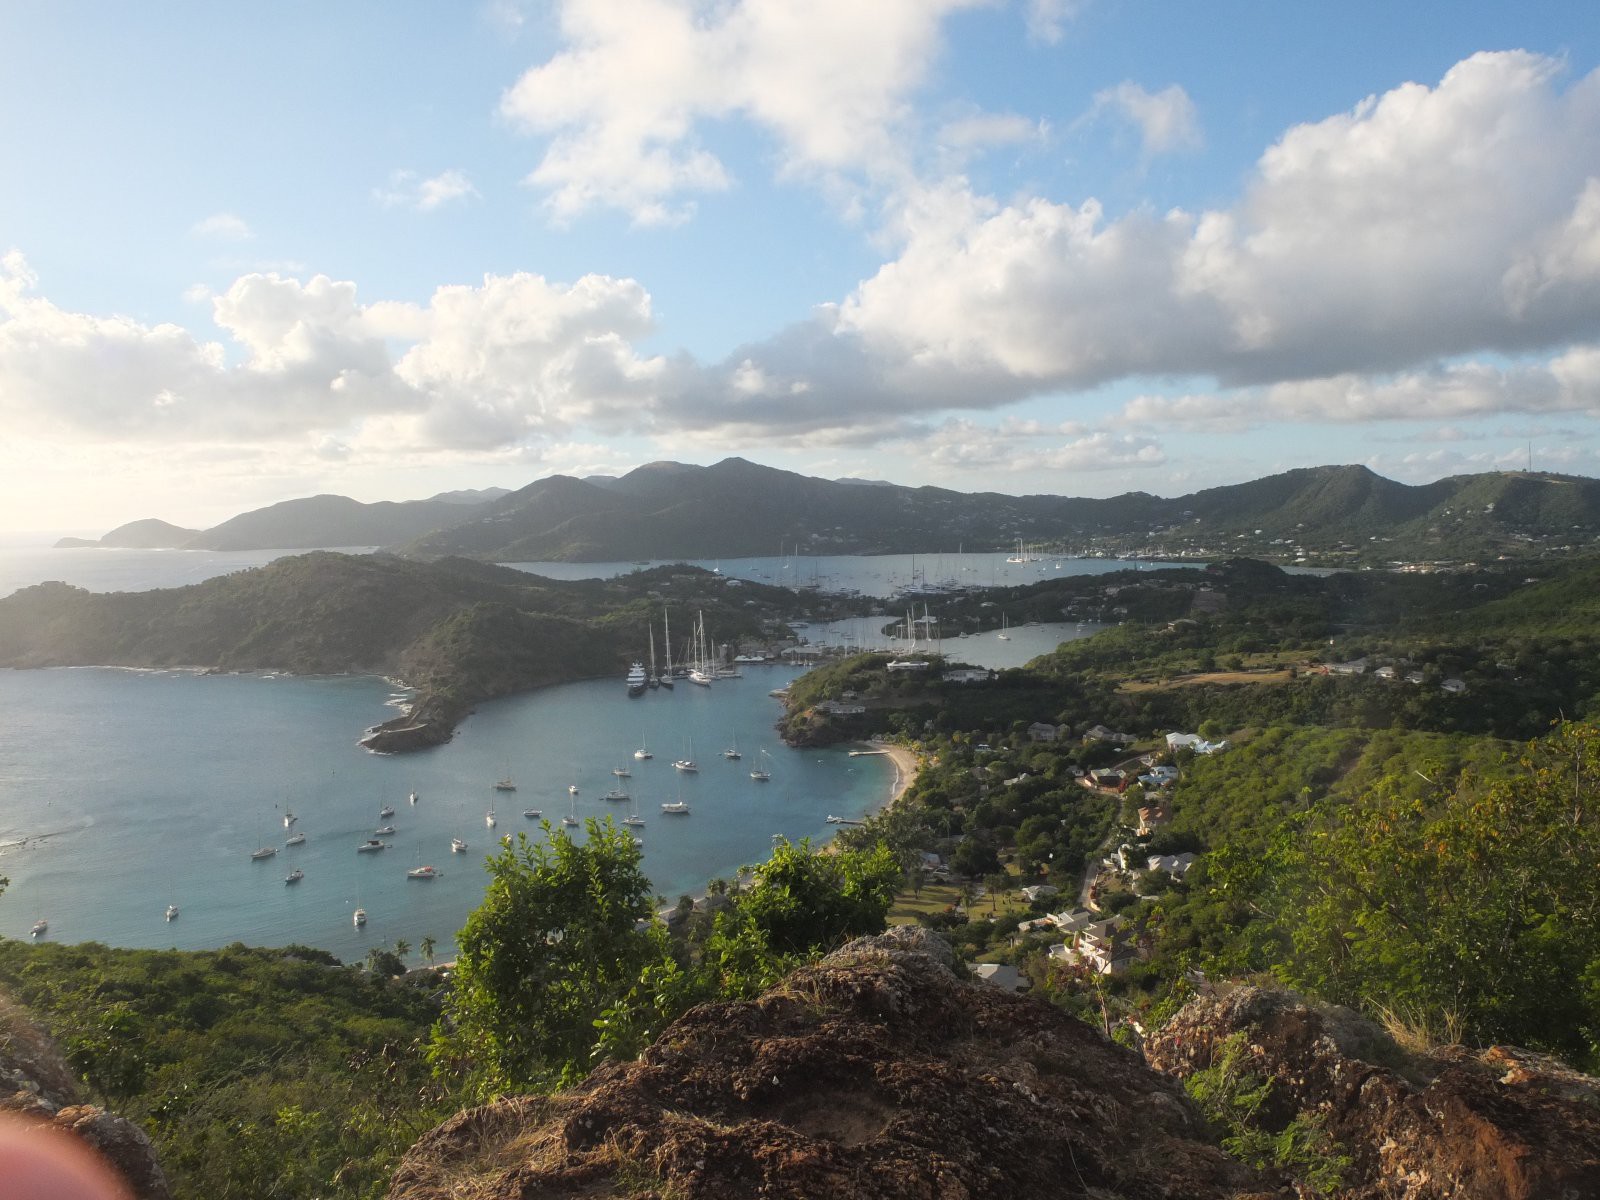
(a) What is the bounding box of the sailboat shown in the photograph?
[485,801,497,829]
[493,761,516,792]
[997,612,1010,641]
[749,748,773,782]
[647,625,661,688]
[622,792,645,828]
[164,904,179,921]
[688,610,714,686]
[451,836,468,854]
[284,868,303,884]
[722,733,741,761]
[250,817,278,859]
[407,849,439,880]
[659,610,675,688]
[612,764,631,778]
[634,735,653,761]
[562,791,579,827]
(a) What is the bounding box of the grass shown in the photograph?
[1120,667,1299,692]
[887,875,1035,926]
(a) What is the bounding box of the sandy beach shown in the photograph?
[865,739,921,810]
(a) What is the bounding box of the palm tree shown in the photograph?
[420,935,436,966]
[393,937,411,963]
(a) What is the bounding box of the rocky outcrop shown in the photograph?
[390,927,1264,1199]
[0,993,170,1200]
[1145,985,1600,1200]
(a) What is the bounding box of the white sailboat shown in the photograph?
[164,904,179,921]
[659,610,675,688]
[562,791,579,827]
[997,612,1010,641]
[750,748,773,782]
[722,733,741,761]
[634,735,653,760]
[688,610,714,685]
[485,801,497,829]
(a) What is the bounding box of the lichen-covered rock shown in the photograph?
[0,992,171,1200]
[1145,985,1600,1200]
[390,928,1263,1199]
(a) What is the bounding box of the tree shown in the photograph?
[419,936,436,967]
[736,838,902,956]
[1250,721,1600,1060]
[431,820,667,1096]
[393,938,411,964]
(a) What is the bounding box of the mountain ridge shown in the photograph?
[48,461,1600,564]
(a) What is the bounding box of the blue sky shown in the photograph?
[2,1,1598,534]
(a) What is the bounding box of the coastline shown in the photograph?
[863,739,921,811]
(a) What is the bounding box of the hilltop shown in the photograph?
[51,461,1600,564]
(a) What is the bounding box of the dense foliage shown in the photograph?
[0,942,446,1199]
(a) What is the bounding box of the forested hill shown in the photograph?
[59,460,1600,563]
[0,552,807,750]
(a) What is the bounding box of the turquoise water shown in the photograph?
[0,545,1113,963]
[0,665,889,961]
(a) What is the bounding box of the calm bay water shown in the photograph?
[0,543,1114,961]
[0,542,1193,603]
[0,665,890,959]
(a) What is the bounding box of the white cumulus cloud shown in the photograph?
[499,0,987,224]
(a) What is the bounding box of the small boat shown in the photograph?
[374,825,396,836]
[673,759,698,773]
[250,845,277,860]
[634,746,653,760]
[485,806,497,829]
[284,869,303,885]
[561,814,579,827]
[283,812,297,828]
[723,748,741,760]
[522,808,543,819]
[568,784,579,795]
[451,837,468,853]
[357,839,387,853]
[494,778,516,792]
[164,904,179,921]
[612,766,631,778]
[622,813,645,827]
[408,791,419,805]
[603,788,629,802]
[660,801,690,815]
[353,908,366,928]
[750,747,773,782]
[30,920,47,938]
[379,804,395,818]
[407,865,439,880]
[286,831,306,846]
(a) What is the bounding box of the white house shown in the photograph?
[1146,852,1198,880]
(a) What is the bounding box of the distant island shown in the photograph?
[54,459,1600,567]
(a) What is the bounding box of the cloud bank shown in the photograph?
[4,50,1600,465]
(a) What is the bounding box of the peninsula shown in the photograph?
[0,552,848,751]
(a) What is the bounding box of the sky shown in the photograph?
[2,1,1599,536]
